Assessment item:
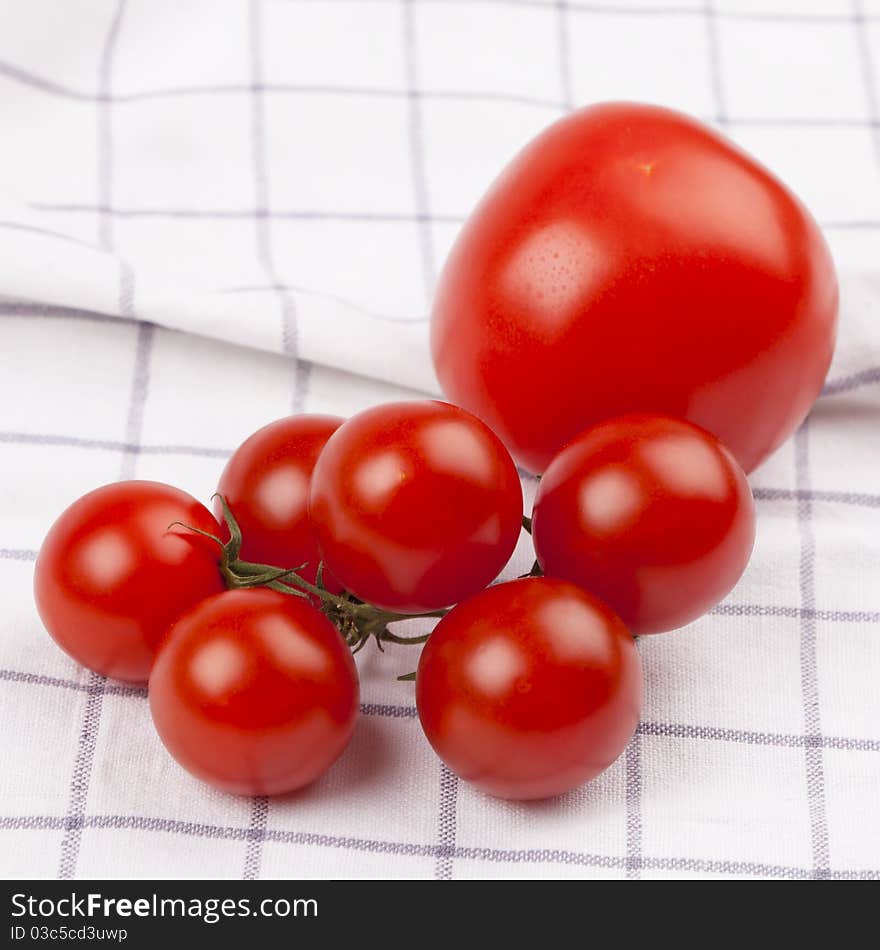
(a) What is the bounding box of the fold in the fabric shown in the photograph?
[0,199,439,395]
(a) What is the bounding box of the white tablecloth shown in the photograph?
[1,0,878,880]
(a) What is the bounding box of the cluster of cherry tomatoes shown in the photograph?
[34,400,754,801]
[34,101,838,802]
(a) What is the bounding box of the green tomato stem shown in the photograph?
[177,496,451,657]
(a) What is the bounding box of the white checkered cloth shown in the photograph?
[1,0,878,881]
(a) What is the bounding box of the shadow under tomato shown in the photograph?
[266,714,394,807]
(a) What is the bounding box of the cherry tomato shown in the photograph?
[532,414,755,635]
[309,400,523,613]
[34,481,224,682]
[416,577,641,800]
[216,414,344,589]
[149,588,358,796]
[431,102,838,474]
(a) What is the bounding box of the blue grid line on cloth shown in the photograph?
[57,0,135,881]
[0,669,880,752]
[6,52,880,123]
[403,0,438,304]
[242,796,270,881]
[794,422,831,879]
[435,765,459,880]
[17,204,880,225]
[0,431,235,459]
[0,664,849,754]
[216,282,424,323]
[0,549,37,562]
[823,367,880,395]
[0,0,867,28]
[854,0,880,166]
[624,733,642,879]
[0,301,134,324]
[555,2,575,112]
[249,0,300,369]
[3,664,876,766]
[411,0,880,24]
[1,809,878,881]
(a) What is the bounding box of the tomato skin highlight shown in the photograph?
[149,588,359,796]
[533,414,756,635]
[34,481,224,682]
[431,101,838,475]
[309,400,523,613]
[216,414,344,588]
[416,577,641,801]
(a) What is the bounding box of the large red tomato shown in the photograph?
[431,102,838,474]
[34,481,224,682]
